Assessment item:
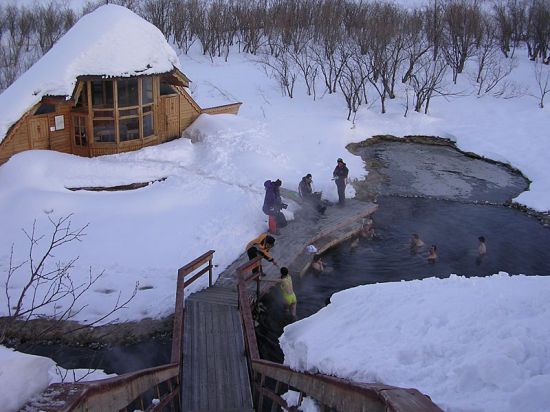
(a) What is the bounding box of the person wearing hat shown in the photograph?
[246,233,278,273]
[333,158,349,205]
[263,179,287,234]
[298,173,326,215]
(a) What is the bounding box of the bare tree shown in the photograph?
[171,0,198,53]
[140,0,174,38]
[289,41,318,98]
[525,0,550,63]
[408,52,449,113]
[402,10,431,84]
[36,1,76,54]
[1,214,137,344]
[339,47,369,120]
[532,59,550,107]
[441,0,484,83]
[259,46,298,98]
[472,18,516,96]
[493,0,527,58]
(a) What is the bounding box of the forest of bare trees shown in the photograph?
[1,0,549,116]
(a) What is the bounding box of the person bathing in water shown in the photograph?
[311,254,325,273]
[427,245,438,263]
[478,236,487,256]
[410,233,424,255]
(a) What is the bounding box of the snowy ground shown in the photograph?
[280,274,550,412]
[0,24,549,412]
[0,345,114,412]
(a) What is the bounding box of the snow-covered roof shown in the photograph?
[0,4,182,144]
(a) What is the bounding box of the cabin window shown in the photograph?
[117,78,139,108]
[119,116,140,141]
[160,81,177,96]
[34,103,56,115]
[76,86,87,109]
[91,80,113,108]
[142,77,153,104]
[73,115,88,146]
[88,77,156,144]
[143,106,154,137]
[93,119,115,143]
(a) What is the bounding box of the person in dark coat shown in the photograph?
[333,158,349,205]
[298,174,325,214]
[263,179,287,234]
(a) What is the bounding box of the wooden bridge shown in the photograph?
[21,200,443,412]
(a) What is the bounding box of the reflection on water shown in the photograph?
[258,197,550,362]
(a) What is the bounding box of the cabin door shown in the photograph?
[162,95,180,140]
[29,117,49,149]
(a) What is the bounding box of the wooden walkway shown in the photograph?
[182,286,254,412]
[181,195,377,411]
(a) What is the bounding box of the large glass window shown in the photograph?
[143,107,154,138]
[91,80,113,108]
[117,78,139,108]
[93,119,115,143]
[142,77,153,105]
[119,116,140,141]
[89,77,155,144]
[73,115,88,146]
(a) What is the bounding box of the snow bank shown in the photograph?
[0,345,115,412]
[280,274,550,412]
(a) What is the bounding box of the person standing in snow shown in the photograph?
[263,179,286,234]
[246,233,278,274]
[333,158,349,206]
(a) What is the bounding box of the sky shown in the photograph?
[0,3,549,411]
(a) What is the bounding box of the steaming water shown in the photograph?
[257,197,550,362]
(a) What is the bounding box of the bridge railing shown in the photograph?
[236,258,443,412]
[20,250,215,412]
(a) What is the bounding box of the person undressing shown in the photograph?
[333,158,349,206]
[246,233,278,274]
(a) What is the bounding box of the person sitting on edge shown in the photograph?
[246,233,278,274]
[311,254,325,273]
[478,236,487,256]
[427,245,438,263]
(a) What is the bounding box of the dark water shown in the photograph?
[257,196,550,362]
[18,338,171,375]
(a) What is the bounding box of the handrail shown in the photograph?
[171,249,214,364]
[236,261,443,412]
[21,363,180,412]
[22,251,216,412]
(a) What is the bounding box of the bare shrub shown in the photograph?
[1,214,137,344]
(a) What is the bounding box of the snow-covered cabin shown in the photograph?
[0,5,240,165]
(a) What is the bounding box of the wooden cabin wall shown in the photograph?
[0,118,31,165]
[178,89,201,134]
[48,103,73,154]
[0,103,73,165]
